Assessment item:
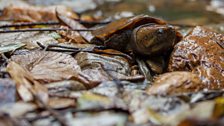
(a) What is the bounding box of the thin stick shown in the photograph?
[0,20,110,29]
[0,27,94,33]
[76,19,110,25]
[61,107,130,114]
[0,21,59,28]
[37,42,133,61]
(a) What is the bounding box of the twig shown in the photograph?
[0,21,59,28]
[37,42,133,61]
[75,19,110,25]
[61,107,130,114]
[0,20,110,29]
[0,27,94,33]
[37,42,81,50]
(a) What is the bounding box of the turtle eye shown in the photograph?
[157,29,164,35]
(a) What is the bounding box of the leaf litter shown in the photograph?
[0,1,223,126]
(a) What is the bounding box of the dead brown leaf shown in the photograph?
[7,61,48,103]
[57,11,94,42]
[11,51,97,89]
[11,51,81,83]
[58,26,88,44]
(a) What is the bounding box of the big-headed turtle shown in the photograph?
[91,15,182,56]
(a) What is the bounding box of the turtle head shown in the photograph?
[131,24,178,55]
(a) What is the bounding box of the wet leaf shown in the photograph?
[147,72,203,95]
[168,26,224,89]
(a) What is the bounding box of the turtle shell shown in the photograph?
[92,15,167,42]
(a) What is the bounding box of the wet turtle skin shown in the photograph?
[91,15,182,56]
